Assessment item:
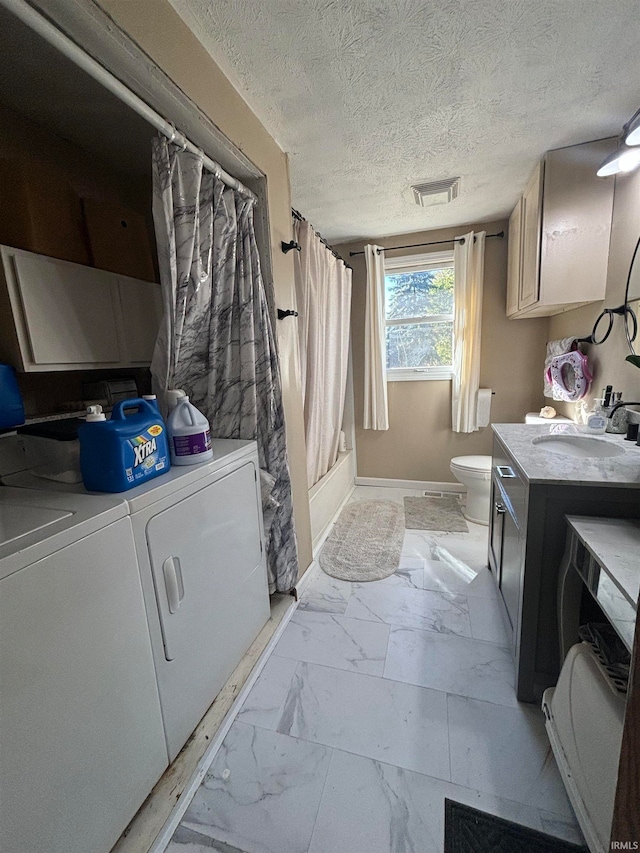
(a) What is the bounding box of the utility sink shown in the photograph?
[532,434,625,459]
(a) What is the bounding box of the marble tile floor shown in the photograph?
[167,488,582,853]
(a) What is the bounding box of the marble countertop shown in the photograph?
[565,515,639,651]
[566,515,640,609]
[492,423,640,487]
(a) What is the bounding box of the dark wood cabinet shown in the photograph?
[488,433,640,703]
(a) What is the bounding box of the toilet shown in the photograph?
[449,455,492,526]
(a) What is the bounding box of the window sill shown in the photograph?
[387,369,453,382]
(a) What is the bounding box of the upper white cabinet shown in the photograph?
[117,277,164,365]
[507,138,616,318]
[0,245,162,371]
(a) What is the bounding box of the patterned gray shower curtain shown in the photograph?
[151,136,298,593]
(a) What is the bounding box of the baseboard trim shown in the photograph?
[354,476,465,493]
[148,595,298,853]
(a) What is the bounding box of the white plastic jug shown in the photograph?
[166,395,213,466]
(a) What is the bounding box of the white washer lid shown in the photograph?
[450,455,492,473]
[0,488,127,580]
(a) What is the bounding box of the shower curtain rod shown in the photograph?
[1,0,256,202]
[349,230,505,256]
[292,208,352,270]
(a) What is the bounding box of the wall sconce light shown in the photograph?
[597,107,640,176]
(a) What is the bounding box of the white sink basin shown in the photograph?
[532,435,625,459]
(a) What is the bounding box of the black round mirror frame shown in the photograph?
[581,234,640,355]
[623,234,640,355]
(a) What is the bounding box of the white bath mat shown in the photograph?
[404,496,469,533]
[319,500,404,582]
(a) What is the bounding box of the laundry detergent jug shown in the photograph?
[166,394,213,465]
[78,398,170,492]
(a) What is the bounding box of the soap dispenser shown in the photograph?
[584,399,607,435]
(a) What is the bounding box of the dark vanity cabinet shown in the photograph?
[489,460,526,641]
[488,431,640,704]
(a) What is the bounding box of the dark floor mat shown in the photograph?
[444,799,587,853]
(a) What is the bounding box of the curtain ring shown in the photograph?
[167,125,177,144]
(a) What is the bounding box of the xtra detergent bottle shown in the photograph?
[78,398,170,492]
[166,391,213,465]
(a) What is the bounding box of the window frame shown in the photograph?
[384,250,455,382]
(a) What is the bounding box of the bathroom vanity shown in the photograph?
[489,423,640,702]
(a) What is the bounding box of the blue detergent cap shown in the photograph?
[0,364,25,430]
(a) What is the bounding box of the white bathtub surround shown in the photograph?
[167,487,582,852]
[308,449,355,556]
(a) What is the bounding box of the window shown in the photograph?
[384,250,454,381]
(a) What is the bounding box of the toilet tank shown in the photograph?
[525,412,571,424]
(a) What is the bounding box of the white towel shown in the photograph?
[476,389,492,427]
[544,338,577,400]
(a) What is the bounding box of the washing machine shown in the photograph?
[0,487,168,853]
[5,438,271,761]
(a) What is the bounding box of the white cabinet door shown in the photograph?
[540,139,615,307]
[13,251,121,365]
[519,162,543,310]
[0,247,163,370]
[146,461,269,760]
[506,198,522,316]
[117,275,163,363]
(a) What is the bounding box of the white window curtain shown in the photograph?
[293,219,352,488]
[363,244,389,430]
[452,231,486,433]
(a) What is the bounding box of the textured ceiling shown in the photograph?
[167,0,640,242]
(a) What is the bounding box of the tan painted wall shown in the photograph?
[548,167,640,415]
[96,0,312,573]
[336,220,549,482]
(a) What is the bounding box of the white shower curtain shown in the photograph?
[452,231,486,433]
[293,219,352,488]
[363,244,389,430]
[151,136,298,593]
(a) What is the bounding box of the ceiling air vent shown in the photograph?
[411,177,460,207]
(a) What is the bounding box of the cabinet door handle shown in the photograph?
[497,465,516,478]
[163,556,184,614]
[495,503,506,515]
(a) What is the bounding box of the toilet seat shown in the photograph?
[450,455,492,477]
